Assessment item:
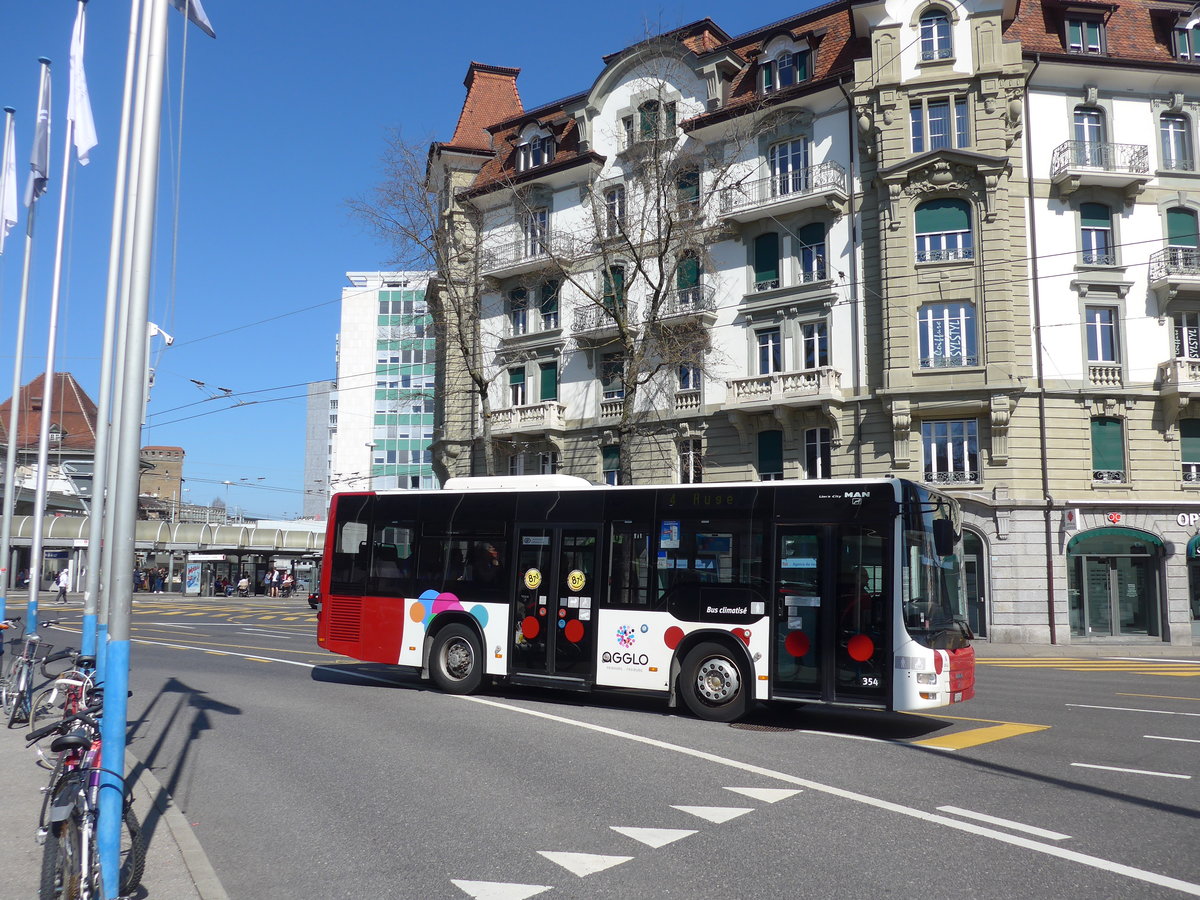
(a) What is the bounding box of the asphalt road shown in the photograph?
[29,596,1200,899]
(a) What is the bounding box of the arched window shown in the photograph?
[914,198,972,262]
[761,48,811,93]
[919,9,953,60]
[1072,107,1106,166]
[797,222,826,282]
[1079,202,1114,266]
[1161,113,1193,170]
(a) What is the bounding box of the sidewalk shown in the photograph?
[972,639,1200,659]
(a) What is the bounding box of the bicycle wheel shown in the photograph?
[30,685,64,732]
[7,661,30,728]
[119,802,146,894]
[38,812,83,900]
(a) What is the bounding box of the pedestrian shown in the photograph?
[262,570,272,596]
[56,568,69,604]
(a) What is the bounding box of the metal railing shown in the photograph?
[718,161,846,216]
[923,470,980,484]
[480,231,579,274]
[1092,469,1127,484]
[661,284,716,317]
[1050,140,1149,177]
[1149,245,1200,282]
[573,302,638,333]
[915,247,974,263]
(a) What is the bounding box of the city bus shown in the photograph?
[315,475,974,721]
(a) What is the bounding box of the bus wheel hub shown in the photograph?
[697,658,738,702]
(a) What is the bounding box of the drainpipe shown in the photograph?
[838,79,864,477]
[1022,54,1058,643]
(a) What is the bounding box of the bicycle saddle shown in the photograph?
[50,731,92,754]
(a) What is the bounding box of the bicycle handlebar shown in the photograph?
[39,648,80,678]
[25,701,103,745]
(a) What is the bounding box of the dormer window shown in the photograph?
[516,134,554,172]
[761,49,811,93]
[1175,20,1199,60]
[919,9,953,60]
[1065,15,1105,54]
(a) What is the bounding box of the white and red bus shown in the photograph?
[316,476,974,721]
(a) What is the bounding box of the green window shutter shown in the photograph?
[1068,20,1082,47]
[539,363,558,401]
[602,446,620,468]
[797,222,824,247]
[797,50,810,81]
[1168,208,1198,247]
[677,169,699,203]
[677,253,700,289]
[1080,202,1111,229]
[758,429,783,474]
[1090,417,1124,471]
[754,233,779,282]
[1183,419,1200,463]
[915,199,970,233]
[509,368,525,386]
[762,61,774,92]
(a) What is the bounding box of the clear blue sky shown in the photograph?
[0,1,772,518]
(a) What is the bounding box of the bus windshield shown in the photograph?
[901,484,970,650]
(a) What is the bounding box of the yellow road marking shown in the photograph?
[912,722,1050,750]
[1118,693,1200,701]
[902,712,1049,728]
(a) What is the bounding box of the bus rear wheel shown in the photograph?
[680,642,749,722]
[430,624,483,695]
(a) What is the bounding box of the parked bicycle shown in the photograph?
[26,698,145,899]
[28,647,97,761]
[2,618,61,728]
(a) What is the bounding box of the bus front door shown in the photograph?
[511,526,599,680]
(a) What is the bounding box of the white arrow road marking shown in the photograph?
[610,826,696,848]
[671,805,753,823]
[537,851,633,877]
[450,880,552,899]
[724,787,802,803]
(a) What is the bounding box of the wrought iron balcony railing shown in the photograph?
[1149,245,1200,282]
[1050,140,1149,177]
[718,161,847,216]
[480,231,578,275]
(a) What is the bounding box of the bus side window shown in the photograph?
[608,523,650,607]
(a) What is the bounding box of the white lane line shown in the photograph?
[672,805,753,824]
[144,622,196,629]
[537,851,631,877]
[456,694,1200,898]
[936,805,1071,841]
[1105,658,1200,665]
[1145,735,1200,744]
[240,629,299,638]
[451,879,551,899]
[1071,763,1192,780]
[1066,704,1200,717]
[610,826,695,848]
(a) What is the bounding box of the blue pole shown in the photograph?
[81,611,97,658]
[97,637,128,900]
[96,620,108,681]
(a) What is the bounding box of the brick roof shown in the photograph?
[1005,0,1191,65]
[447,62,523,152]
[0,372,98,451]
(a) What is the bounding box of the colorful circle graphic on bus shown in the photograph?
[409,590,489,630]
[663,626,684,649]
[566,569,586,592]
[521,616,540,640]
[784,630,810,657]
[524,568,542,590]
[564,619,584,643]
[616,624,636,648]
[847,633,874,662]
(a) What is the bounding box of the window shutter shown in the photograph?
[1080,202,1111,229]
[754,233,779,282]
[797,49,810,81]
[602,445,620,468]
[758,430,783,474]
[677,253,700,289]
[762,61,775,92]
[915,198,969,233]
[1168,208,1198,247]
[1090,417,1124,471]
[539,363,557,401]
[509,368,525,386]
[797,222,824,248]
[1183,419,1200,463]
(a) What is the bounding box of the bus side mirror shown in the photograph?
[933,519,957,557]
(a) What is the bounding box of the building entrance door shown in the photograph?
[1068,528,1162,638]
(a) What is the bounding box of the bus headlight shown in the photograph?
[916,672,938,684]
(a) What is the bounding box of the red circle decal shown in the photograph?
[847,634,874,662]
[563,619,584,643]
[933,651,944,674]
[784,630,810,658]
[664,626,684,649]
[521,616,540,640]
[732,628,751,645]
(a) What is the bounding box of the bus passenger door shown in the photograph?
[511,526,599,680]
[774,526,826,699]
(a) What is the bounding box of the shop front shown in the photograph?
[1067,527,1163,639]
[1186,536,1200,639]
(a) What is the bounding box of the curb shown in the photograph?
[125,750,231,900]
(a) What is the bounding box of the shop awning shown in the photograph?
[1067,527,1164,554]
[1188,534,1200,559]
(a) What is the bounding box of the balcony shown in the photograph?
[480,232,578,279]
[1049,141,1150,199]
[491,401,566,437]
[1088,364,1122,388]
[572,302,638,344]
[599,396,624,419]
[726,366,843,411]
[673,389,702,413]
[718,161,848,223]
[656,284,718,327]
[1159,356,1200,403]
[1149,246,1200,310]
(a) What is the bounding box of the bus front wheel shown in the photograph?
[430,624,483,695]
[680,642,749,722]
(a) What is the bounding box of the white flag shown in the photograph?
[25,61,50,207]
[170,0,216,38]
[68,2,97,165]
[0,112,17,254]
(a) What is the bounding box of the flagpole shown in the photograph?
[100,0,167,892]
[0,106,14,642]
[0,59,51,637]
[83,0,139,665]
